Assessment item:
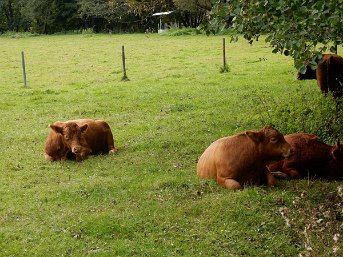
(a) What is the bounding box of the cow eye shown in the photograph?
[65,135,70,140]
[270,138,278,143]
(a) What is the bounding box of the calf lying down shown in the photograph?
[197,126,292,189]
[268,133,343,180]
[44,119,118,161]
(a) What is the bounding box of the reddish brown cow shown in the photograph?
[268,133,343,180]
[197,126,292,189]
[297,54,343,98]
[44,119,118,161]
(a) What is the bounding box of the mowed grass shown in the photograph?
[0,33,342,256]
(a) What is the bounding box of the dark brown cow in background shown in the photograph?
[297,65,317,80]
[297,54,343,98]
[197,126,292,189]
[44,119,118,161]
[268,133,343,180]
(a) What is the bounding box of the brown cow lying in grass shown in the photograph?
[297,54,343,98]
[44,119,118,161]
[268,133,343,180]
[197,126,292,189]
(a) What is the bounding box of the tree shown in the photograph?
[127,0,174,15]
[106,0,136,32]
[77,0,108,31]
[126,0,175,32]
[76,0,144,33]
[0,0,28,32]
[173,0,211,27]
[202,0,343,71]
[23,0,79,34]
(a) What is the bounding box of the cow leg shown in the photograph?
[265,170,277,187]
[217,176,242,190]
[44,153,55,161]
[271,171,288,179]
[45,152,68,161]
[109,148,118,154]
[105,130,118,154]
[316,63,329,95]
[283,168,301,179]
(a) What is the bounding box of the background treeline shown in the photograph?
[0,0,211,34]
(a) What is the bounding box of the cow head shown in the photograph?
[296,65,317,80]
[50,122,91,161]
[246,125,292,161]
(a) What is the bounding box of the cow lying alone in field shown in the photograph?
[268,133,343,180]
[297,54,343,98]
[44,119,118,161]
[197,126,292,189]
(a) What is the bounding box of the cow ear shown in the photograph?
[50,124,63,134]
[246,131,263,143]
[80,124,88,133]
[331,148,338,160]
[331,140,342,160]
[264,125,274,130]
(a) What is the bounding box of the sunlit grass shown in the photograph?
[0,33,342,256]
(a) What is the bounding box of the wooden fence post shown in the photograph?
[121,45,129,81]
[221,38,229,73]
[223,38,226,68]
[21,51,27,87]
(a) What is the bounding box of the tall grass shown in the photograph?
[0,33,342,256]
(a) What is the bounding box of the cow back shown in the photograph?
[72,119,115,155]
[197,137,235,179]
[197,132,279,184]
[197,126,291,188]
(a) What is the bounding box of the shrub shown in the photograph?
[82,28,95,35]
[162,27,202,36]
[0,31,39,38]
[273,96,341,143]
[249,89,343,143]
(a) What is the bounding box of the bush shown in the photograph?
[274,96,341,143]
[0,31,39,38]
[82,28,95,35]
[162,27,203,36]
[249,89,343,144]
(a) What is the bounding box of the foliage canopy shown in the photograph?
[0,0,211,33]
[202,0,343,70]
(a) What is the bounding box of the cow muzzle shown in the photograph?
[72,146,82,154]
[75,148,92,161]
[283,147,293,159]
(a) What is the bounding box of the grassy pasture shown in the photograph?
[0,33,342,256]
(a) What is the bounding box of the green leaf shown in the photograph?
[310,61,318,70]
[299,64,307,74]
[200,0,343,70]
[330,45,337,53]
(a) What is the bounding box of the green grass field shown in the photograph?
[0,33,342,256]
